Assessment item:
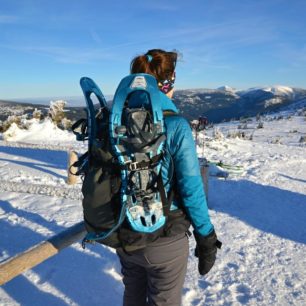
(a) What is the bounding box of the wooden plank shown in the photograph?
[0,221,86,286]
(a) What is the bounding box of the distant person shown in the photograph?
[190,116,208,132]
[198,116,208,131]
[116,49,221,306]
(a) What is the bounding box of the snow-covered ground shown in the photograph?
[0,110,305,305]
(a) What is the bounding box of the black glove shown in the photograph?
[194,230,222,275]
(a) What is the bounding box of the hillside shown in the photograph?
[173,86,306,122]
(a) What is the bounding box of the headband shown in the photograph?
[158,72,176,94]
[146,54,153,62]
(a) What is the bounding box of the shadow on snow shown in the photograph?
[209,178,306,244]
[0,200,123,306]
[0,146,67,180]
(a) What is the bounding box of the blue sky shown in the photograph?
[0,0,306,99]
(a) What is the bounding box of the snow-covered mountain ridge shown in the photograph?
[241,85,294,96]
[173,85,306,122]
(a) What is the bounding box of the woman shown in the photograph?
[116,49,221,306]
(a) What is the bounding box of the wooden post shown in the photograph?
[199,158,209,204]
[67,150,78,185]
[0,222,86,286]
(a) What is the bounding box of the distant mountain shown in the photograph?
[13,95,114,107]
[173,85,306,122]
[1,85,306,124]
[0,99,85,122]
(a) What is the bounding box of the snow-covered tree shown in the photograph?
[47,100,72,130]
[32,108,43,120]
[48,100,67,126]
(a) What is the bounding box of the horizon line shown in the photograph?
[2,84,306,102]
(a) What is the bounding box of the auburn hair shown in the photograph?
[130,49,177,83]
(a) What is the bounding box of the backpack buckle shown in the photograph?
[128,162,139,171]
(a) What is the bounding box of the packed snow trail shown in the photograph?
[0,143,82,200]
[0,180,81,200]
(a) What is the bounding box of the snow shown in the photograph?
[3,119,75,144]
[1,111,306,305]
[264,97,284,108]
[217,85,236,93]
[264,85,294,97]
[238,85,295,99]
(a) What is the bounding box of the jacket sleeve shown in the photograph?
[169,117,214,236]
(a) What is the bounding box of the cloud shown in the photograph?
[169,17,278,47]
[0,15,289,69]
[136,0,179,11]
[129,18,277,71]
[276,43,306,68]
[0,43,116,64]
[26,46,115,64]
[0,15,19,24]
[90,30,103,45]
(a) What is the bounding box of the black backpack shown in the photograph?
[72,75,189,251]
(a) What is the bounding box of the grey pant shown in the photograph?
[117,233,189,306]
